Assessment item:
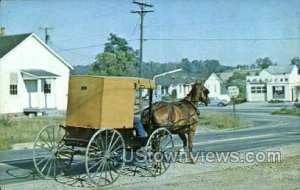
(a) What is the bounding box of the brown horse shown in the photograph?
[141,82,209,163]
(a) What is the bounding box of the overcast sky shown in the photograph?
[0,0,299,66]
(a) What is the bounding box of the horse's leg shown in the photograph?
[178,133,187,149]
[187,125,197,164]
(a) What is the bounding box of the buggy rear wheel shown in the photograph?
[85,128,125,187]
[144,128,174,176]
[33,124,73,179]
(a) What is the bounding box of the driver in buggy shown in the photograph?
[133,116,146,137]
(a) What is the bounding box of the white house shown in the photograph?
[246,65,300,102]
[0,33,73,114]
[204,73,230,102]
[155,75,195,101]
[159,83,193,99]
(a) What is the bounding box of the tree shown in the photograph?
[291,57,300,67]
[224,71,249,99]
[255,57,273,69]
[91,33,138,76]
[204,59,222,74]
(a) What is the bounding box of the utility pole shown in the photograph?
[131,1,153,110]
[39,26,53,44]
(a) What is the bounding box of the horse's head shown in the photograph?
[187,82,210,106]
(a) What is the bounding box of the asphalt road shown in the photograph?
[0,104,299,187]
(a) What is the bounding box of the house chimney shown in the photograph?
[0,27,6,36]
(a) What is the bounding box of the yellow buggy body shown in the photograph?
[66,75,154,129]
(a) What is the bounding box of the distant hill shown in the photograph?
[70,65,90,75]
[216,69,261,81]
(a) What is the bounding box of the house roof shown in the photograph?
[0,33,31,59]
[155,74,200,86]
[265,65,295,75]
[0,33,73,69]
[209,73,222,82]
[21,69,59,79]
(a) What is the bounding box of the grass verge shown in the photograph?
[0,115,65,150]
[272,107,300,116]
[199,112,248,129]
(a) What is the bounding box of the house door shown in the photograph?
[43,79,56,108]
[25,80,38,108]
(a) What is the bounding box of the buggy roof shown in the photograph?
[70,75,154,89]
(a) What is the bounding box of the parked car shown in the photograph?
[198,97,228,107]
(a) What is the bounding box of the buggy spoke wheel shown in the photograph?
[86,128,125,187]
[33,124,72,179]
[144,128,174,177]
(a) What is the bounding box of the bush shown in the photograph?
[268,99,285,103]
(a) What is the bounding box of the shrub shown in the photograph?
[268,99,284,103]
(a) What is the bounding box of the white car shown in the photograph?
[198,97,228,107]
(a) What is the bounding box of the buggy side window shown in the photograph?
[134,87,150,112]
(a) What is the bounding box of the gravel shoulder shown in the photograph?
[2,144,300,190]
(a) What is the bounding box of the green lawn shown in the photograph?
[0,115,65,150]
[198,112,249,129]
[272,107,300,116]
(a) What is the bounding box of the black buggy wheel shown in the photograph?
[33,124,73,179]
[85,128,125,187]
[144,128,174,176]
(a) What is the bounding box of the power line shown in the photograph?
[142,37,300,41]
[50,36,300,53]
[56,44,105,52]
[51,43,96,61]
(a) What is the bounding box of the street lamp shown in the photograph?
[153,68,183,101]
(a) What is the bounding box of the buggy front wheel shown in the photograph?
[144,128,174,177]
[85,128,125,187]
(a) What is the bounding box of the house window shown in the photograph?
[9,73,18,95]
[10,84,18,95]
[44,79,51,94]
[285,78,288,82]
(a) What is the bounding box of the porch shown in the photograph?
[21,69,59,115]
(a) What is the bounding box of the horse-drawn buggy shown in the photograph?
[32,75,209,187]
